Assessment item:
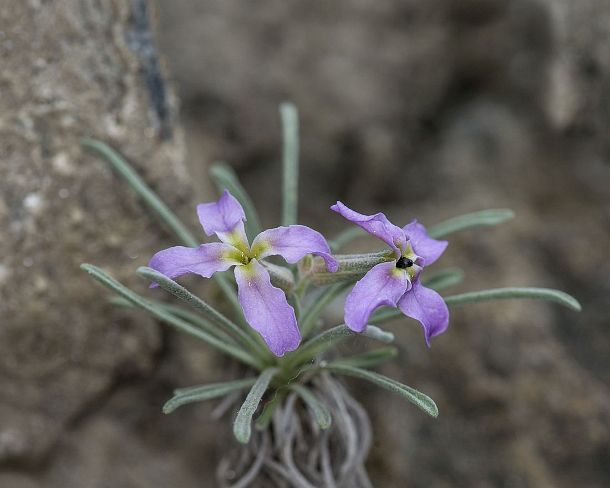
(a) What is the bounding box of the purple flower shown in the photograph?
[331,202,449,346]
[150,191,338,356]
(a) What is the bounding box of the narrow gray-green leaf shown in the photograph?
[280,102,299,226]
[371,286,581,325]
[209,162,262,240]
[324,364,438,418]
[255,390,285,431]
[137,266,270,359]
[81,264,262,368]
[234,368,278,443]
[291,384,331,430]
[164,378,257,414]
[444,287,581,311]
[428,209,515,238]
[332,347,398,369]
[422,267,464,291]
[81,139,198,247]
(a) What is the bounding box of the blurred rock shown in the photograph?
[0,0,191,467]
[155,0,610,486]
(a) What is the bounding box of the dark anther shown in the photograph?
[396,257,414,269]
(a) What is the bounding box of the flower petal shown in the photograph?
[148,243,241,286]
[331,201,406,256]
[197,190,246,237]
[251,225,338,272]
[397,280,449,346]
[344,261,409,333]
[234,259,300,356]
[402,220,447,265]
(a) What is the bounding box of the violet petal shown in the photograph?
[196,190,246,237]
[251,225,338,272]
[234,258,300,356]
[344,261,409,333]
[331,201,406,256]
[148,243,241,286]
[397,280,449,346]
[403,220,447,265]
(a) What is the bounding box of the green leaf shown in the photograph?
[371,286,582,325]
[324,364,438,418]
[291,384,331,430]
[300,281,353,337]
[254,390,285,431]
[81,264,262,369]
[209,162,262,240]
[233,368,278,443]
[427,209,515,238]
[81,138,199,247]
[286,324,394,369]
[329,227,366,252]
[137,267,271,359]
[331,346,398,369]
[422,267,464,291]
[280,102,299,226]
[444,287,581,311]
[163,378,257,414]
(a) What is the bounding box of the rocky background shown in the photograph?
[1,0,609,486]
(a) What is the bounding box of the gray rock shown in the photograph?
[0,0,192,465]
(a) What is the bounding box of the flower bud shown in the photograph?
[303,251,394,285]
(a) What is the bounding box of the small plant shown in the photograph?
[81,104,580,487]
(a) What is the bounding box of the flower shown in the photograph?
[150,190,338,356]
[331,202,449,345]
